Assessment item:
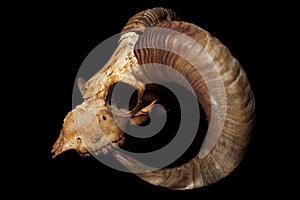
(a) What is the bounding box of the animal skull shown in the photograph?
[51,7,255,190]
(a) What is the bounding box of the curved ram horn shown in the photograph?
[51,7,255,190]
[112,8,255,189]
[117,21,255,189]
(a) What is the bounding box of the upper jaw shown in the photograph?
[91,136,126,156]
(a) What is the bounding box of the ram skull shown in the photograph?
[51,7,255,190]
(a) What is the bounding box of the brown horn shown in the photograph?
[117,20,255,189]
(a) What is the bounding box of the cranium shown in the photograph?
[51,7,255,190]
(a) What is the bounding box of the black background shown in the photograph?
[7,0,288,198]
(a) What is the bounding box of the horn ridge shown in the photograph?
[122,7,179,33]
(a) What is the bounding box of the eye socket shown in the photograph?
[106,82,138,111]
[102,116,106,120]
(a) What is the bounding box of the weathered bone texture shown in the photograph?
[51,7,255,190]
